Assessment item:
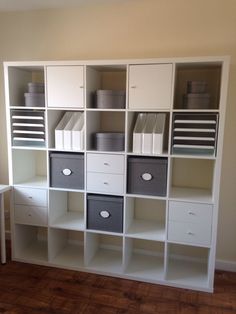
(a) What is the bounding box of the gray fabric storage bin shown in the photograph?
[183,93,210,109]
[28,83,45,93]
[87,194,123,233]
[50,152,84,189]
[94,132,125,151]
[24,93,45,107]
[127,157,168,196]
[95,90,125,109]
[187,81,207,94]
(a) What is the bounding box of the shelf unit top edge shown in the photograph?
[3,55,230,67]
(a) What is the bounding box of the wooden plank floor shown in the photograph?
[0,242,236,314]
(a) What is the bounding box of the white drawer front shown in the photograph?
[169,201,212,224]
[87,153,125,174]
[14,187,47,207]
[15,205,48,226]
[168,221,211,246]
[87,172,124,194]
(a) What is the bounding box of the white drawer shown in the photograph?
[87,172,124,194]
[14,187,47,207]
[87,153,125,174]
[168,221,211,246]
[15,205,48,226]
[168,201,212,224]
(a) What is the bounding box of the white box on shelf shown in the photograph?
[132,113,146,153]
[142,113,157,154]
[64,112,82,150]
[55,112,74,149]
[153,113,166,155]
[72,113,84,151]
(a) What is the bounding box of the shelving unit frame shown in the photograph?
[4,56,230,292]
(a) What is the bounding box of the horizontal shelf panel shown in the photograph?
[50,212,85,231]
[167,240,211,249]
[12,115,44,120]
[171,154,216,160]
[13,137,45,142]
[174,120,216,124]
[86,108,126,112]
[49,148,85,153]
[14,176,48,188]
[13,130,45,135]
[173,144,215,149]
[12,123,44,127]
[174,137,215,141]
[126,193,167,201]
[49,187,84,193]
[174,128,216,132]
[169,187,213,203]
[10,106,46,110]
[12,146,46,151]
[127,152,169,157]
[126,220,165,241]
[86,229,123,237]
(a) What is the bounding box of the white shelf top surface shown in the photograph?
[126,220,165,241]
[50,212,85,231]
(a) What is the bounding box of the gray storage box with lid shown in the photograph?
[28,82,45,93]
[127,157,168,196]
[24,93,45,107]
[50,152,84,189]
[95,90,125,109]
[87,194,123,233]
[94,132,125,151]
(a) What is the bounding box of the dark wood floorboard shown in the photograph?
[0,242,235,314]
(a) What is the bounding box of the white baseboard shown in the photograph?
[215,259,236,272]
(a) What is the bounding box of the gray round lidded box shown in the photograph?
[95,90,125,109]
[94,132,125,151]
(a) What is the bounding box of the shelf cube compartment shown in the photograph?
[172,113,218,156]
[86,111,125,151]
[14,224,48,262]
[127,112,169,155]
[170,157,215,202]
[12,149,47,187]
[125,197,166,241]
[85,233,123,274]
[124,238,165,280]
[11,109,46,147]
[49,229,84,268]
[47,110,84,151]
[87,194,123,233]
[49,152,84,190]
[7,66,45,107]
[127,156,168,197]
[166,243,209,289]
[86,65,127,108]
[174,62,222,110]
[49,190,84,230]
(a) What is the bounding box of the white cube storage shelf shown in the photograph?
[4,56,230,292]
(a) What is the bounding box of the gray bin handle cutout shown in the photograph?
[62,168,73,176]
[141,172,153,181]
[99,210,110,219]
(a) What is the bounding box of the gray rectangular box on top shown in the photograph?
[94,132,125,151]
[50,152,84,189]
[127,157,168,196]
[95,90,125,109]
[87,194,123,233]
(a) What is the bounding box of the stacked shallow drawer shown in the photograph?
[87,153,125,194]
[14,187,48,226]
[11,109,45,147]
[168,201,212,246]
[172,113,218,155]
